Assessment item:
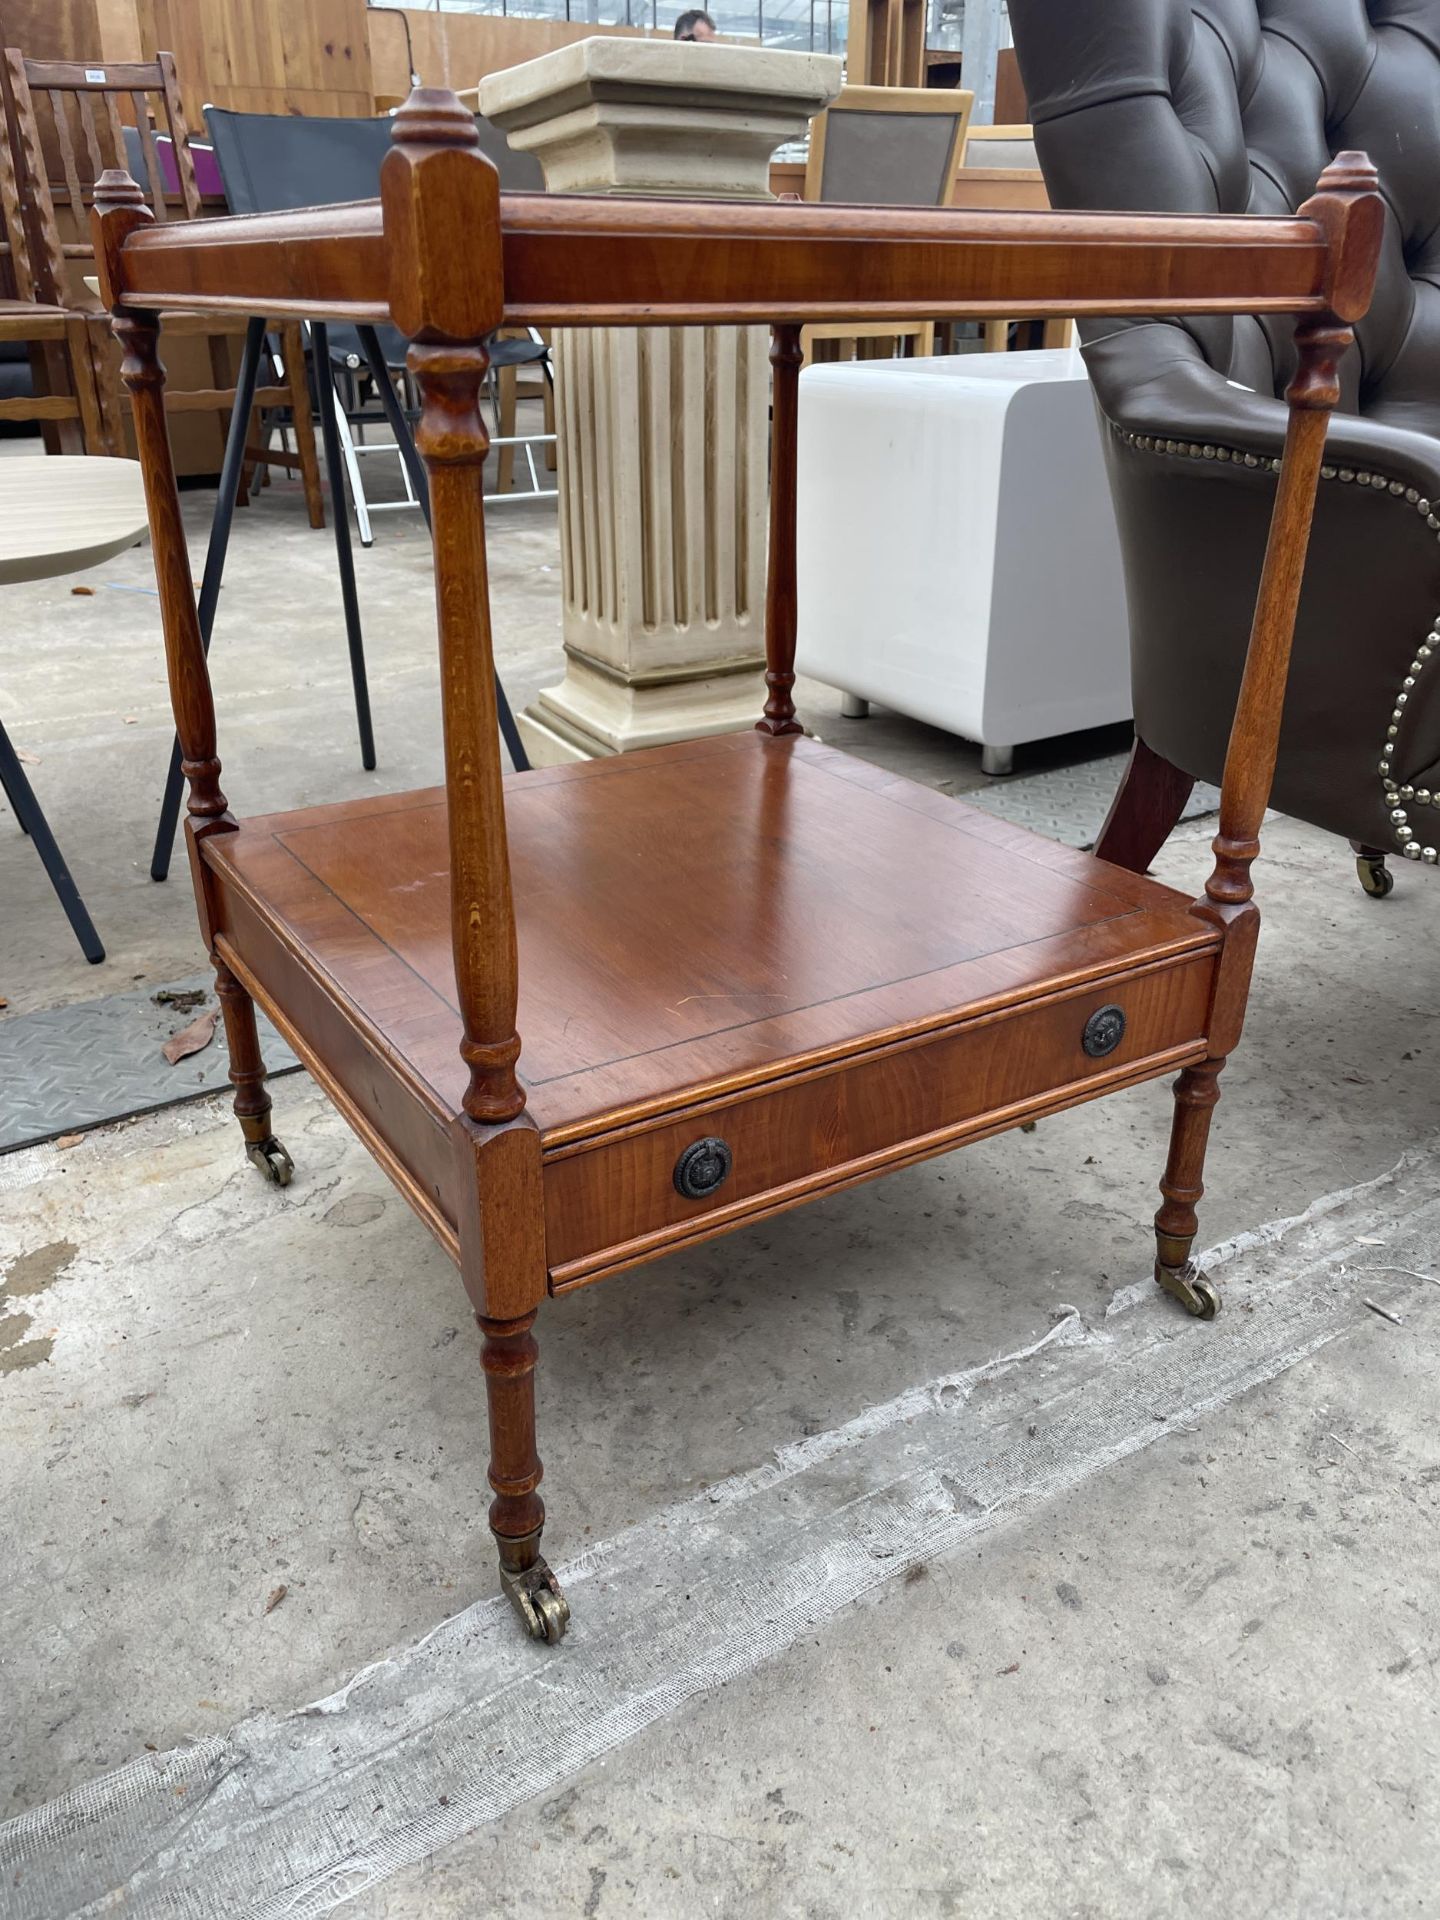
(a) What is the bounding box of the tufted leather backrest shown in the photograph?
[1008,0,1440,433]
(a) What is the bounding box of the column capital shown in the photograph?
[481,38,842,200]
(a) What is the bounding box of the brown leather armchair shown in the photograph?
[1008,0,1440,897]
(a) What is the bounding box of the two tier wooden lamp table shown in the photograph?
[92,99,1383,1644]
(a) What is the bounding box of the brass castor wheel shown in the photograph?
[1356,853,1394,899]
[1155,1259,1220,1319]
[245,1136,294,1186]
[500,1555,570,1643]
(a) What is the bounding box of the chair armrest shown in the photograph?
[1085,322,1440,499]
[1083,323,1440,859]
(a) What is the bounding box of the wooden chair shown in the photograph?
[1,49,322,523]
[959,122,1043,194]
[801,84,973,363]
[955,124,1072,352]
[93,95,1382,1645]
[0,90,105,451]
[845,0,928,88]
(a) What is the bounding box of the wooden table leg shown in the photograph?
[496,364,517,493]
[1153,1057,1224,1318]
[66,314,110,454]
[282,321,325,529]
[214,959,292,1185]
[479,1309,568,1643]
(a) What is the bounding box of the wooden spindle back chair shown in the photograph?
[3,48,320,519]
[92,92,1382,1646]
[0,78,104,450]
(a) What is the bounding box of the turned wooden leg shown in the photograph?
[213,960,293,1186]
[1350,840,1395,899]
[1153,1058,1225,1318]
[66,316,110,456]
[1094,736,1196,873]
[479,1310,568,1643]
[282,322,326,530]
[496,365,517,494]
[85,318,127,458]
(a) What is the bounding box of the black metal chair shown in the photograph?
[150,107,537,882]
[205,107,554,539]
[0,713,103,963]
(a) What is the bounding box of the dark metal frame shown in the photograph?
[351,324,529,771]
[150,316,528,881]
[0,717,104,963]
[332,326,556,540]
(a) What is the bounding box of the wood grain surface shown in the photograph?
[102,189,1337,330]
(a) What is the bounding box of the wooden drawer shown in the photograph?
[543,952,1216,1288]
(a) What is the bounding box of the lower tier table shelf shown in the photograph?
[202,730,1221,1288]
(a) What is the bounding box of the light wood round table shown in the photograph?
[0,453,148,585]
[0,455,150,961]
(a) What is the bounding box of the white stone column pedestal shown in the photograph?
[482,40,841,765]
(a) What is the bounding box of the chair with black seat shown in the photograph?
[1008,0,1440,898]
[149,105,538,886]
[204,106,553,537]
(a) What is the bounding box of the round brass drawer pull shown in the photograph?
[1082,1004,1127,1058]
[674,1136,733,1199]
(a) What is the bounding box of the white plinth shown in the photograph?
[795,348,1132,756]
[526,319,771,762]
[483,39,842,765]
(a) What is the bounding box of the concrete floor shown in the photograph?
[2,450,1439,1916]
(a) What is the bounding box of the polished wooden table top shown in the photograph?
[0,454,148,585]
[206,731,1218,1146]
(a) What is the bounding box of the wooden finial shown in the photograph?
[93,165,147,214]
[1299,149,1384,326]
[381,86,501,343]
[90,167,153,311]
[388,84,482,153]
[1314,150,1381,197]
